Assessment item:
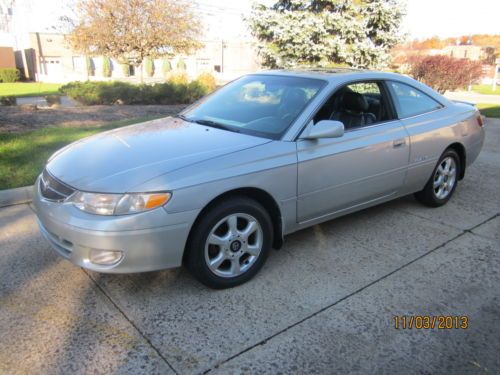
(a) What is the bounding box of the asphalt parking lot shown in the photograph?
[1,120,499,375]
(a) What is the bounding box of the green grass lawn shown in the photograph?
[472,84,500,95]
[0,82,62,98]
[0,116,161,190]
[477,104,500,118]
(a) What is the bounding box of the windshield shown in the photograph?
[180,74,326,139]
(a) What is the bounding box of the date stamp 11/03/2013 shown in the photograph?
[393,315,469,330]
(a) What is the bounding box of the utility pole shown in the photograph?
[493,58,499,92]
[221,40,226,74]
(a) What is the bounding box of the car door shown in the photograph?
[385,80,450,195]
[296,80,410,223]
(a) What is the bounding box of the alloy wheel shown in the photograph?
[204,213,263,278]
[433,156,457,200]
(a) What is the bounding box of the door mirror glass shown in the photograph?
[301,120,344,139]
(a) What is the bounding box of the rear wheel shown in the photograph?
[415,149,460,207]
[185,196,273,289]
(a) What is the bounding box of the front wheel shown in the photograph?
[185,196,273,289]
[415,149,461,207]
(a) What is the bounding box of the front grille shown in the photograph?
[39,169,75,202]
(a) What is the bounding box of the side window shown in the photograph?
[389,81,443,118]
[313,81,394,130]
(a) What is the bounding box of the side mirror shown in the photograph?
[301,120,344,140]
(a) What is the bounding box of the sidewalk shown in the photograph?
[445,91,500,104]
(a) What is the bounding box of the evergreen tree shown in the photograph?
[247,0,405,69]
[102,56,112,77]
[162,58,172,78]
[144,57,154,77]
[177,59,187,70]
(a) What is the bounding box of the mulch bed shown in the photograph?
[0,104,187,133]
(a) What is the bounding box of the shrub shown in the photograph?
[152,83,177,104]
[185,81,209,103]
[408,55,483,94]
[168,71,188,85]
[144,58,154,77]
[45,95,61,107]
[196,72,216,92]
[162,59,172,78]
[176,59,186,70]
[59,80,208,105]
[0,68,20,83]
[60,81,101,105]
[102,56,112,77]
[0,96,17,105]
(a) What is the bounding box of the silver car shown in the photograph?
[34,70,485,288]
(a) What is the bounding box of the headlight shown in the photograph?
[70,191,171,215]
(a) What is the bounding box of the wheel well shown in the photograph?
[447,143,466,180]
[185,188,284,259]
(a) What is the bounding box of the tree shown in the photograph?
[102,56,112,77]
[247,0,405,69]
[85,56,94,77]
[162,58,172,78]
[177,59,187,70]
[67,0,201,82]
[121,63,130,77]
[408,55,483,94]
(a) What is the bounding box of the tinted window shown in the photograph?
[389,81,443,118]
[182,75,326,139]
[314,81,394,130]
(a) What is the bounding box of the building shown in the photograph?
[0,0,262,83]
[442,45,493,62]
[0,46,15,68]
[11,32,259,83]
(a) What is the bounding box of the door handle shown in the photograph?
[393,139,406,148]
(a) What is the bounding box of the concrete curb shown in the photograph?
[0,185,33,208]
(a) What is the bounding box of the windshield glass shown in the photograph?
[181,74,326,139]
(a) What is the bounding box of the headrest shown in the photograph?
[286,88,307,106]
[342,92,369,112]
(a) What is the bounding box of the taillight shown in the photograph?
[476,115,484,127]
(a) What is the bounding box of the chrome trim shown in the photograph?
[39,169,75,202]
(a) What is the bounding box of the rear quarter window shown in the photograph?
[389,81,443,118]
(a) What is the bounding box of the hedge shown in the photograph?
[59,79,214,106]
[0,68,20,83]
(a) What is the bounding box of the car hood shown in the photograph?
[46,117,271,193]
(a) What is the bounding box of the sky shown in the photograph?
[197,0,500,40]
[403,0,500,39]
[8,0,500,41]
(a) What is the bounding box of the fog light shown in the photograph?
[89,249,123,265]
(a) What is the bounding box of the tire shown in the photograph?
[414,149,461,207]
[185,196,273,289]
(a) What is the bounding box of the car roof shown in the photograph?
[253,68,410,82]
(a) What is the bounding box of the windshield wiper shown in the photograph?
[191,119,240,133]
[176,115,240,133]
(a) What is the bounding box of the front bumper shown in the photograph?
[33,177,199,273]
